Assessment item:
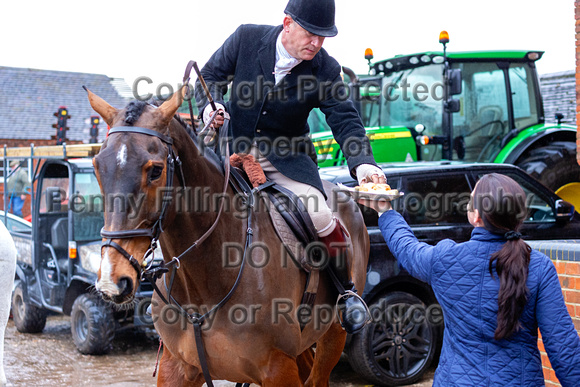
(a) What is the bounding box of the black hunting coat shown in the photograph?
[195,24,377,194]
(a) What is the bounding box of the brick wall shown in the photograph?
[531,243,580,386]
[576,0,580,165]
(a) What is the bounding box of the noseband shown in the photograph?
[100,126,185,275]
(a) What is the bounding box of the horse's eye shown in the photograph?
[150,165,164,181]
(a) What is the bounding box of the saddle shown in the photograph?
[229,154,323,311]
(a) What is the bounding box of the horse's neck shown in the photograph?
[165,122,243,261]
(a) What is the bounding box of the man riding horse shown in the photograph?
[195,0,386,334]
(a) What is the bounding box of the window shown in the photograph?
[402,174,471,225]
[72,172,104,242]
[379,65,443,132]
[39,164,69,214]
[39,177,69,214]
[509,64,540,130]
[452,62,509,162]
[491,172,555,223]
[475,172,555,222]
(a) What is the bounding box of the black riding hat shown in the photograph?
[284,0,338,37]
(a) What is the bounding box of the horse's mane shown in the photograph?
[121,98,223,170]
[124,100,148,125]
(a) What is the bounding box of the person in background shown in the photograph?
[6,160,29,218]
[194,0,386,333]
[360,173,580,386]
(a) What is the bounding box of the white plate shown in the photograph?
[337,183,404,201]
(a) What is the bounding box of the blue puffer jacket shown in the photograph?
[379,211,580,386]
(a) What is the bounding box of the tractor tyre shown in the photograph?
[517,142,580,204]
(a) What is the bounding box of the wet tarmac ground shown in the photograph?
[3,315,434,386]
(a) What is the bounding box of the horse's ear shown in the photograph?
[84,86,119,127]
[158,85,187,125]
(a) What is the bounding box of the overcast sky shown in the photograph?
[1,0,574,98]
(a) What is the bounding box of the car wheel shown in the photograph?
[12,281,47,333]
[517,141,580,207]
[346,291,440,386]
[71,293,115,355]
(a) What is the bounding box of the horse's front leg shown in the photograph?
[157,347,204,387]
[304,322,347,387]
[261,349,303,387]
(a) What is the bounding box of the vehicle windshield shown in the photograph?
[72,172,104,242]
[360,64,444,131]
[358,61,540,162]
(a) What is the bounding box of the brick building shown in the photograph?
[577,0,580,164]
[536,4,580,384]
[539,70,576,125]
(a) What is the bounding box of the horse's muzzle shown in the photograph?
[100,276,135,305]
[116,277,134,301]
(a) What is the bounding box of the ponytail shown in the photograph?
[489,238,531,340]
[473,173,531,341]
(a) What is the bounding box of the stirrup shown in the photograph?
[336,290,371,334]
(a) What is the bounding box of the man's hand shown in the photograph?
[356,164,387,185]
[202,102,226,129]
[208,110,225,129]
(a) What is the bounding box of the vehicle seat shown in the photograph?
[463,105,504,161]
[475,105,504,136]
[51,217,69,273]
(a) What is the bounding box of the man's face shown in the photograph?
[282,17,325,61]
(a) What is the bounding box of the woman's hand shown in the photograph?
[357,198,392,213]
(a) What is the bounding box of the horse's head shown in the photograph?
[87,87,185,304]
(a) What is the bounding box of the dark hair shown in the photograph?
[472,173,532,340]
[124,100,148,125]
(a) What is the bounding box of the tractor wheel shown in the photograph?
[12,281,47,333]
[517,141,580,208]
[346,291,440,386]
[71,293,115,355]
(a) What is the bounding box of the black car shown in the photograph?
[319,161,579,386]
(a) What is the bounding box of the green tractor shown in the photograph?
[311,32,580,208]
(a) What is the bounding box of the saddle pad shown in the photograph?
[264,194,304,269]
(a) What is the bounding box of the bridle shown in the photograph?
[100,125,184,275]
[99,110,233,281]
[98,67,251,387]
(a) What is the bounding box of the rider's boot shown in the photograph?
[318,218,371,334]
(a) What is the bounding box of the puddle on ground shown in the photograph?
[3,315,434,386]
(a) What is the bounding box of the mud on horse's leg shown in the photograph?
[261,349,303,387]
[305,323,347,387]
[156,348,204,387]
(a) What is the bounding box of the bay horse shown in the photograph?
[87,86,369,386]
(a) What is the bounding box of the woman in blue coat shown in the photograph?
[361,173,580,386]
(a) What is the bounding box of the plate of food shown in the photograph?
[337,182,404,201]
